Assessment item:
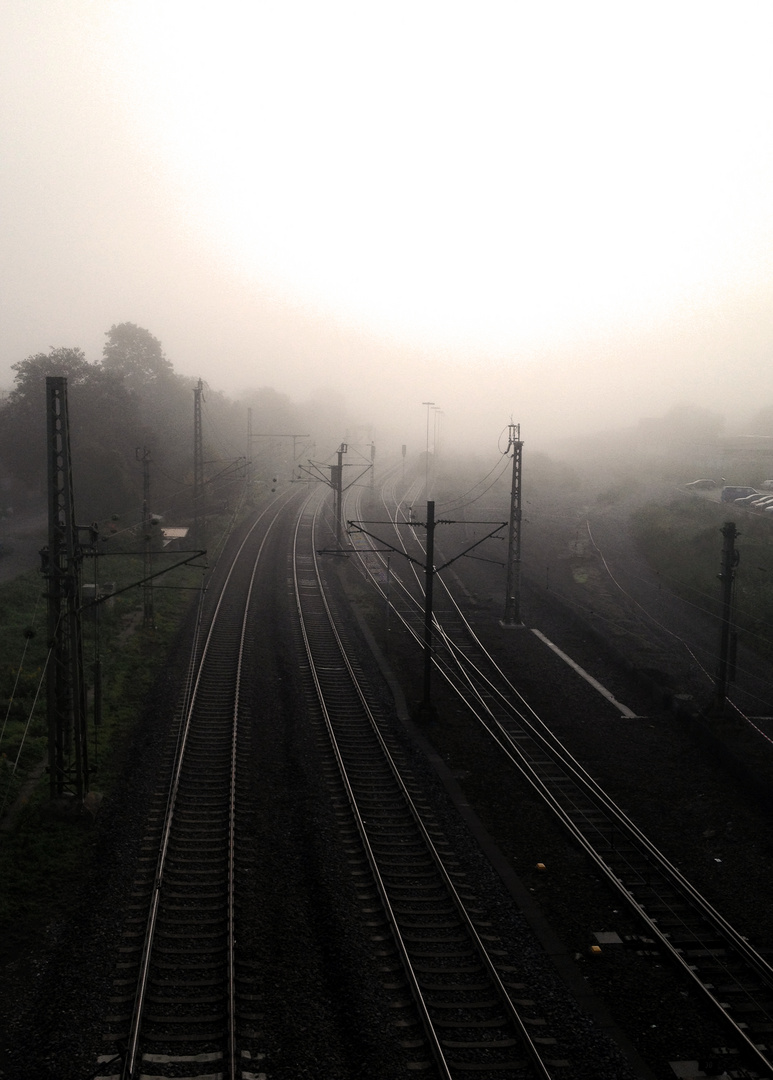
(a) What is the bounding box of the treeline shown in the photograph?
[0,323,342,533]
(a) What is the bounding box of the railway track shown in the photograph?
[96,490,301,1080]
[293,488,572,1078]
[345,475,773,1078]
[89,460,773,1078]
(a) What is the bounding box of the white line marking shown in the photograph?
[531,629,638,718]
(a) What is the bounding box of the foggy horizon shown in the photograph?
[3,2,773,455]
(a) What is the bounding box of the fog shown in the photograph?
[3,2,773,458]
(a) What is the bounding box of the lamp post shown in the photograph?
[433,408,443,462]
[422,401,434,497]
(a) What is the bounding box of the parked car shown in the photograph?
[761,480,773,490]
[721,485,758,502]
[685,478,717,489]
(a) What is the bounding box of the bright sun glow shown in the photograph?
[105,1,773,351]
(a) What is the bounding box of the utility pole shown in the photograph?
[502,422,524,626]
[422,401,435,497]
[332,443,347,547]
[246,407,253,490]
[714,520,739,715]
[433,408,443,462]
[422,500,436,714]
[136,447,154,628]
[43,377,92,799]
[348,505,506,719]
[298,443,373,551]
[193,379,204,551]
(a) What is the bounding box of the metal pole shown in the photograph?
[247,408,252,489]
[332,443,347,547]
[714,520,739,714]
[137,447,154,628]
[422,401,434,497]
[46,382,65,798]
[502,423,523,625]
[422,500,435,712]
[193,379,204,551]
[44,377,88,798]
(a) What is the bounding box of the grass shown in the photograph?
[0,532,210,937]
[0,570,53,819]
[0,486,265,944]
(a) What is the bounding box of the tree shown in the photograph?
[7,347,92,408]
[69,367,144,519]
[102,323,174,389]
[0,346,143,514]
[0,348,93,489]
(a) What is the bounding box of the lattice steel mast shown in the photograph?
[193,378,204,550]
[137,446,154,628]
[502,422,524,626]
[43,377,92,798]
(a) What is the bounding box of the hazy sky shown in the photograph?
[2,1,773,450]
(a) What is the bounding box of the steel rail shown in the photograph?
[293,492,452,1077]
[346,479,773,1077]
[294,489,560,1079]
[388,482,773,1063]
[378,486,773,976]
[119,491,296,1080]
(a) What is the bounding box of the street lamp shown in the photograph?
[422,401,434,496]
[433,407,443,461]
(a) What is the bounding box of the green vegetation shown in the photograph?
[0,318,296,949]
[0,541,205,937]
[0,480,265,951]
[0,572,50,828]
[0,325,250,526]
